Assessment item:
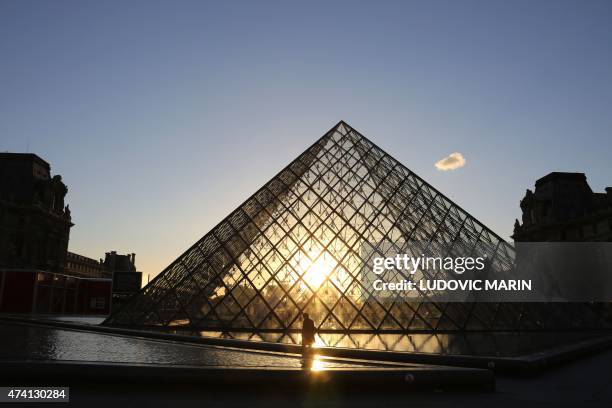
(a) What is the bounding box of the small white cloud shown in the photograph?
[435,152,466,171]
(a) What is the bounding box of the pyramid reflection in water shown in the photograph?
[104,121,605,332]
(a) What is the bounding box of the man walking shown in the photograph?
[301,312,316,355]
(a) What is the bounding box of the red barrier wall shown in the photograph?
[0,270,111,315]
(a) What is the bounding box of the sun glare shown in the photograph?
[309,354,325,371]
[298,251,336,289]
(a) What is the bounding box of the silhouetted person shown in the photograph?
[301,312,315,355]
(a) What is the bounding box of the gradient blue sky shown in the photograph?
[1,1,611,279]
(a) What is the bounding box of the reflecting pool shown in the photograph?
[0,322,379,369]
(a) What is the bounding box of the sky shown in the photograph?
[1,0,611,280]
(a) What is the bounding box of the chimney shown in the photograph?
[131,253,136,266]
[109,251,116,272]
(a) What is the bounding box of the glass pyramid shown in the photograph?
[104,121,605,333]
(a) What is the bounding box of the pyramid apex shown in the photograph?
[336,119,350,128]
[332,120,354,135]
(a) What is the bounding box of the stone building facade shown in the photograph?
[0,153,73,272]
[513,172,612,242]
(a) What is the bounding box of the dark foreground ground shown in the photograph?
[1,319,612,407]
[4,351,612,407]
[58,348,612,408]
